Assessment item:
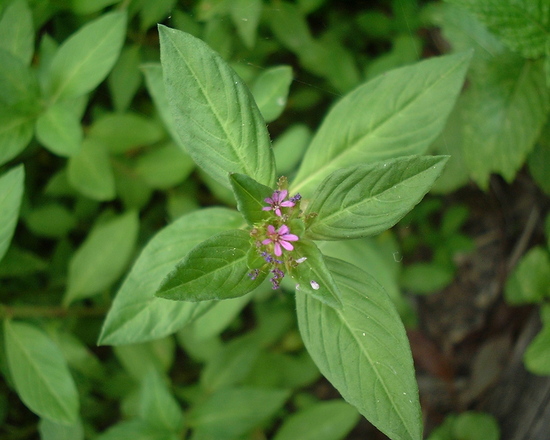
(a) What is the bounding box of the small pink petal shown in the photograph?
[266,225,276,234]
[280,201,295,207]
[262,238,272,245]
[278,225,289,234]
[281,233,299,242]
[278,190,288,201]
[262,206,272,211]
[275,208,282,216]
[274,243,282,256]
[280,241,294,251]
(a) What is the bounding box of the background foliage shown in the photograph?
[1,0,549,439]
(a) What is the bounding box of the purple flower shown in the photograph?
[262,190,295,217]
[262,224,299,257]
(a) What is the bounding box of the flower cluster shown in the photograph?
[249,181,303,289]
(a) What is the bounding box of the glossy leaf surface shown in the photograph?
[291,52,471,197]
[296,258,422,440]
[4,321,79,424]
[305,156,448,240]
[99,208,244,345]
[159,25,276,188]
[156,229,264,302]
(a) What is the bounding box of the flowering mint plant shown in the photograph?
[99,26,471,440]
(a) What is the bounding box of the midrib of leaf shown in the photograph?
[292,60,464,195]
[314,168,434,228]
[50,20,119,103]
[6,324,73,419]
[165,32,254,179]
[332,284,416,440]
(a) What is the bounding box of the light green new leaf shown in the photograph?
[273,400,359,440]
[98,208,244,346]
[0,165,24,263]
[251,65,293,123]
[291,52,471,197]
[229,173,273,225]
[4,320,79,424]
[139,369,184,432]
[0,0,34,65]
[0,108,34,166]
[64,211,139,305]
[504,246,550,305]
[446,0,550,58]
[230,0,262,48]
[156,229,264,302]
[44,11,127,102]
[296,258,422,440]
[189,387,289,439]
[36,102,83,157]
[67,138,116,201]
[159,25,276,188]
[461,58,550,188]
[305,156,448,240]
[291,239,343,309]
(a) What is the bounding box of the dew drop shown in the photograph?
[296,257,307,263]
[362,332,366,336]
[310,280,319,290]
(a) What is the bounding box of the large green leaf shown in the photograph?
[4,320,79,424]
[524,304,550,375]
[0,165,24,263]
[504,246,550,304]
[251,65,293,123]
[88,112,165,155]
[44,11,127,102]
[296,258,422,440]
[229,173,273,225]
[230,0,263,48]
[461,58,550,188]
[0,49,39,107]
[139,369,184,432]
[64,211,139,305]
[291,52,471,197]
[35,101,83,157]
[188,387,289,439]
[141,63,183,149]
[273,400,359,440]
[98,208,244,346]
[290,239,343,309]
[0,108,34,166]
[446,0,550,58]
[156,229,265,302]
[67,138,116,201]
[0,0,34,65]
[305,156,448,240]
[159,25,276,189]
